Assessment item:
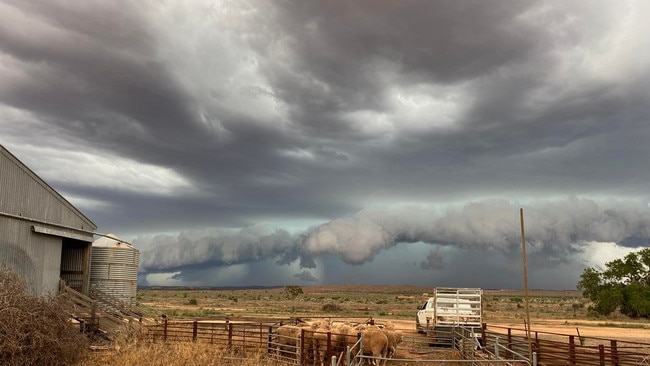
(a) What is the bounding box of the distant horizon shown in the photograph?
[136,284,583,293]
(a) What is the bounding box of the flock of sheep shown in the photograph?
[272,319,404,365]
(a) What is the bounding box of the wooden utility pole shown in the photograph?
[520,208,532,360]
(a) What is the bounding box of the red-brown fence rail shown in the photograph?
[145,319,288,348]
[141,319,650,366]
[143,319,356,365]
[483,324,650,366]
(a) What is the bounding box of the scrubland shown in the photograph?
[136,285,591,322]
[86,285,650,365]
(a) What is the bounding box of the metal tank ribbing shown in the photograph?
[90,235,139,304]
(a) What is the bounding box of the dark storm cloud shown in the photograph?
[1,1,649,288]
[254,1,539,140]
[0,0,207,150]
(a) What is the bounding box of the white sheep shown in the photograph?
[273,324,302,356]
[357,325,388,366]
[380,328,403,359]
[306,320,333,366]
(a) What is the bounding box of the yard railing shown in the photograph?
[482,324,650,366]
[140,318,650,366]
[59,279,145,340]
[146,319,283,347]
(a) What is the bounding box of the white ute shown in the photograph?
[416,287,483,336]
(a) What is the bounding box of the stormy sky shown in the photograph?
[1,0,650,289]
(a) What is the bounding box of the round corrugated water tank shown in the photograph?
[90,234,139,305]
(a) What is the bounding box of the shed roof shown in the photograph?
[0,144,97,230]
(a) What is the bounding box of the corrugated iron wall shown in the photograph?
[0,216,62,295]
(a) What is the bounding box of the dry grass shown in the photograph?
[82,341,277,366]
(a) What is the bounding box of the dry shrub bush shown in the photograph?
[0,267,89,366]
[322,303,342,312]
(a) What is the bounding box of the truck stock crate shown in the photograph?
[415,287,483,347]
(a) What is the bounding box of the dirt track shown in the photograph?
[492,318,650,343]
[380,318,650,344]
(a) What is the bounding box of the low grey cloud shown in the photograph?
[138,198,650,288]
[419,250,447,271]
[294,270,318,283]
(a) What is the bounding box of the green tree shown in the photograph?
[577,247,650,318]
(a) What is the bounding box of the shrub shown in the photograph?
[0,267,89,366]
[322,303,342,312]
[284,286,303,299]
[188,298,199,305]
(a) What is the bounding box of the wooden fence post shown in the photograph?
[611,340,618,366]
[267,326,273,355]
[599,344,605,366]
[569,335,576,366]
[300,328,306,366]
[193,320,198,342]
[227,323,233,349]
[90,300,97,333]
[163,317,168,342]
[327,331,332,363]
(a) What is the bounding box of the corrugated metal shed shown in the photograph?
[0,145,97,296]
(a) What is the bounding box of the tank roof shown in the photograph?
[92,234,136,250]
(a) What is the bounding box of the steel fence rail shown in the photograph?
[140,319,650,366]
[482,324,650,366]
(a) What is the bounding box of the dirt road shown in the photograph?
[381,318,650,344]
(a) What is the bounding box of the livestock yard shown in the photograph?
[84,285,650,365]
